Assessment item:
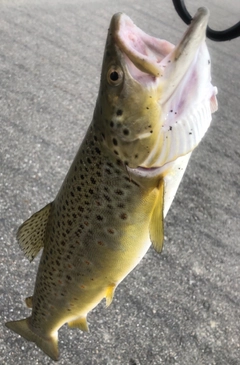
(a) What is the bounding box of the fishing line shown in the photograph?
[172,0,240,41]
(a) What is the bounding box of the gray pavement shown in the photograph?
[1,1,239,364]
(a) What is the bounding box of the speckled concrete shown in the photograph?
[1,1,239,364]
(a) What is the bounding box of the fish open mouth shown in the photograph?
[114,14,174,83]
[112,9,218,172]
[114,8,211,99]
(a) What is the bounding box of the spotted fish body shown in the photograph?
[6,8,217,361]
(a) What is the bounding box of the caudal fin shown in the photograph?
[5,318,59,361]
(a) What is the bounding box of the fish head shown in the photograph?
[95,8,218,170]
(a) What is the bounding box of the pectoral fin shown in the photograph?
[17,202,53,262]
[149,179,164,253]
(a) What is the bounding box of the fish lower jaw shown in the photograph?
[127,161,174,179]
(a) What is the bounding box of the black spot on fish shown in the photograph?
[112,138,118,146]
[105,168,111,175]
[114,150,119,155]
[103,194,111,202]
[89,188,94,194]
[77,186,81,191]
[96,215,103,221]
[123,128,129,135]
[114,189,123,195]
[87,157,92,164]
[90,177,96,184]
[110,121,114,127]
[116,109,123,116]
[117,203,125,208]
[120,213,127,220]
[95,147,101,155]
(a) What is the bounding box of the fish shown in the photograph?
[6,7,217,361]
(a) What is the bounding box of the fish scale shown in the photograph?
[6,8,217,361]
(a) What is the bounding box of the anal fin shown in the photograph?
[68,316,89,332]
[17,202,53,262]
[6,317,59,361]
[149,179,164,253]
[105,284,116,307]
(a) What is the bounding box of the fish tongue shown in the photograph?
[160,7,210,104]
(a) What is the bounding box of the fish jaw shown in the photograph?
[96,9,217,171]
[142,8,218,167]
[113,12,174,79]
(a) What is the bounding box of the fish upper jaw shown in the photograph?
[113,12,174,84]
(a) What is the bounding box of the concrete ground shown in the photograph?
[1,0,239,364]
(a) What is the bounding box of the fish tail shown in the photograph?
[5,318,59,361]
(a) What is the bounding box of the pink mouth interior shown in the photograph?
[116,15,175,82]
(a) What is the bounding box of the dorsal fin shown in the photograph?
[17,202,53,262]
[149,179,164,253]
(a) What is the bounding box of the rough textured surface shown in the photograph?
[1,0,239,364]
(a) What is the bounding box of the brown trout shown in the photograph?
[6,8,217,361]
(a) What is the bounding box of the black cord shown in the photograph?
[172,0,240,41]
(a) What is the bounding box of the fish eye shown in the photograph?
[110,71,119,81]
[107,67,123,86]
